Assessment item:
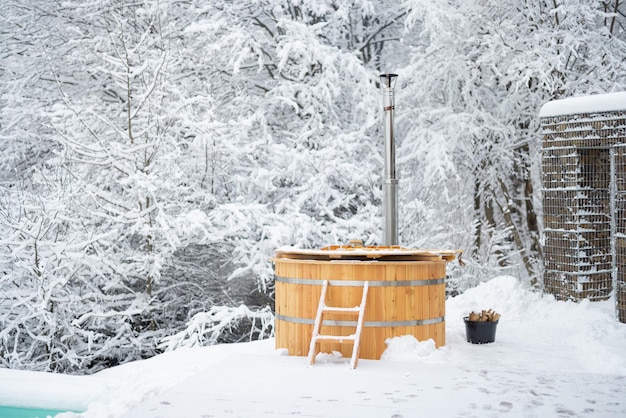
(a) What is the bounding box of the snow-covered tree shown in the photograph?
[398,0,626,289]
[3,0,626,373]
[0,0,401,372]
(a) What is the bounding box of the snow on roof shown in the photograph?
[540,91,626,117]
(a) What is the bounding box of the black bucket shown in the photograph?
[464,317,499,344]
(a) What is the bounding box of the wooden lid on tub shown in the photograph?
[274,245,463,263]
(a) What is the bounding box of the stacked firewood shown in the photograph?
[468,309,501,322]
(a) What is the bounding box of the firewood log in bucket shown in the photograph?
[464,309,501,344]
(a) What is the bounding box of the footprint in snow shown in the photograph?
[499,401,513,412]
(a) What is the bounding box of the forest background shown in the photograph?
[1,0,626,374]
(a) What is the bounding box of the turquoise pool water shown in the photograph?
[0,405,73,418]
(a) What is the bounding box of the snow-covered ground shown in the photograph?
[2,276,626,417]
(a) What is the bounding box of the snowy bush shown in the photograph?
[159,305,274,351]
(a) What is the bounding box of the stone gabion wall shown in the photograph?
[541,110,626,306]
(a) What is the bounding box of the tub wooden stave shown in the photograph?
[274,258,446,359]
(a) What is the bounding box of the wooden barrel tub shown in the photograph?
[273,246,460,360]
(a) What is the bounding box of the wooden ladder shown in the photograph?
[307,280,369,369]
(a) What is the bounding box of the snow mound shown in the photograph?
[446,276,626,375]
[381,336,448,363]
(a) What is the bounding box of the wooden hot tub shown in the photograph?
[273,246,460,360]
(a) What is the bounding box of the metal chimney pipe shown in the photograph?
[380,73,398,246]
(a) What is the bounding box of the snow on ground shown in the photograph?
[2,276,626,417]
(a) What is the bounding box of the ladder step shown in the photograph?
[313,335,356,343]
[322,306,361,313]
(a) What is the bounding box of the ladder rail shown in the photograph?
[307,280,329,365]
[350,281,369,369]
